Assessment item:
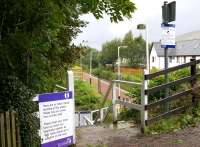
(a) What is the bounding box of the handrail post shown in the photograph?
[112,82,117,124]
[141,70,148,133]
[100,109,104,123]
[190,58,197,106]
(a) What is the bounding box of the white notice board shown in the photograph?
[161,23,176,48]
[39,91,75,147]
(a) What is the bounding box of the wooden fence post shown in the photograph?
[190,58,197,105]
[16,113,21,147]
[11,111,17,147]
[6,111,12,147]
[112,82,117,124]
[98,75,101,94]
[141,70,148,133]
[0,112,6,147]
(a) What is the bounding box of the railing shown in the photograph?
[93,78,145,131]
[94,58,200,133]
[75,107,110,127]
[144,58,200,127]
[0,111,21,147]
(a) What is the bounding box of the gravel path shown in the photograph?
[76,124,200,147]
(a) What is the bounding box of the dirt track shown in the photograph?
[76,124,200,147]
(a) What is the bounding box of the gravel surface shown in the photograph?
[76,124,200,147]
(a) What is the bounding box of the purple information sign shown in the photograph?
[39,91,74,147]
[39,91,72,102]
[41,136,73,147]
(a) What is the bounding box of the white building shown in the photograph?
[150,31,200,69]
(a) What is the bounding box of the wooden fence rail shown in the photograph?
[143,58,200,126]
[0,111,21,147]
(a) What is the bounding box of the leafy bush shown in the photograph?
[121,68,195,126]
[146,103,200,134]
[119,108,140,123]
[75,80,102,110]
[0,75,39,146]
[92,68,117,80]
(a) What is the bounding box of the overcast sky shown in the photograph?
[73,0,200,50]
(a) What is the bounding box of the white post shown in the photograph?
[117,47,121,98]
[146,24,150,74]
[67,71,76,143]
[100,109,104,123]
[89,51,93,84]
[112,82,117,123]
[141,70,148,133]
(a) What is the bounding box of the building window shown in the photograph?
[177,57,180,63]
[184,56,186,63]
[169,56,172,63]
[152,56,155,62]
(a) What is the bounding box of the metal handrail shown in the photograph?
[83,116,94,125]
[94,80,142,124]
[112,80,142,86]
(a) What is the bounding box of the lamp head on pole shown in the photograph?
[137,24,146,30]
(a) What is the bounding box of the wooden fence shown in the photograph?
[0,111,21,147]
[144,58,200,126]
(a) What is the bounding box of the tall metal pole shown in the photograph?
[89,51,92,85]
[164,47,169,111]
[163,1,169,111]
[145,24,150,74]
[117,47,121,98]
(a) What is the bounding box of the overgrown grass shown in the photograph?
[75,79,111,111]
[75,79,102,111]
[145,102,200,134]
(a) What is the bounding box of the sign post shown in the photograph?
[39,91,75,147]
[161,1,176,111]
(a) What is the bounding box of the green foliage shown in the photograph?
[146,103,200,134]
[121,31,146,66]
[129,68,190,103]
[0,0,137,145]
[119,108,140,123]
[100,31,146,67]
[75,80,102,110]
[0,75,39,146]
[81,47,101,68]
[0,0,136,92]
[92,67,117,80]
[101,39,122,65]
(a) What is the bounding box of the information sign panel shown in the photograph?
[39,91,75,147]
[161,23,176,48]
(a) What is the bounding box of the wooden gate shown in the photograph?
[0,111,21,147]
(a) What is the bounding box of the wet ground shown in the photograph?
[76,121,200,147]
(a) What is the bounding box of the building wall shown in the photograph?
[150,47,160,69]
[150,47,200,69]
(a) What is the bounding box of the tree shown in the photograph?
[81,47,101,69]
[0,0,136,91]
[101,39,122,65]
[100,31,146,67]
[122,31,146,66]
[0,0,136,145]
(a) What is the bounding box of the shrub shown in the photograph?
[75,79,102,110]
[92,68,116,81]
[0,75,40,146]
[146,103,200,134]
[121,68,195,126]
